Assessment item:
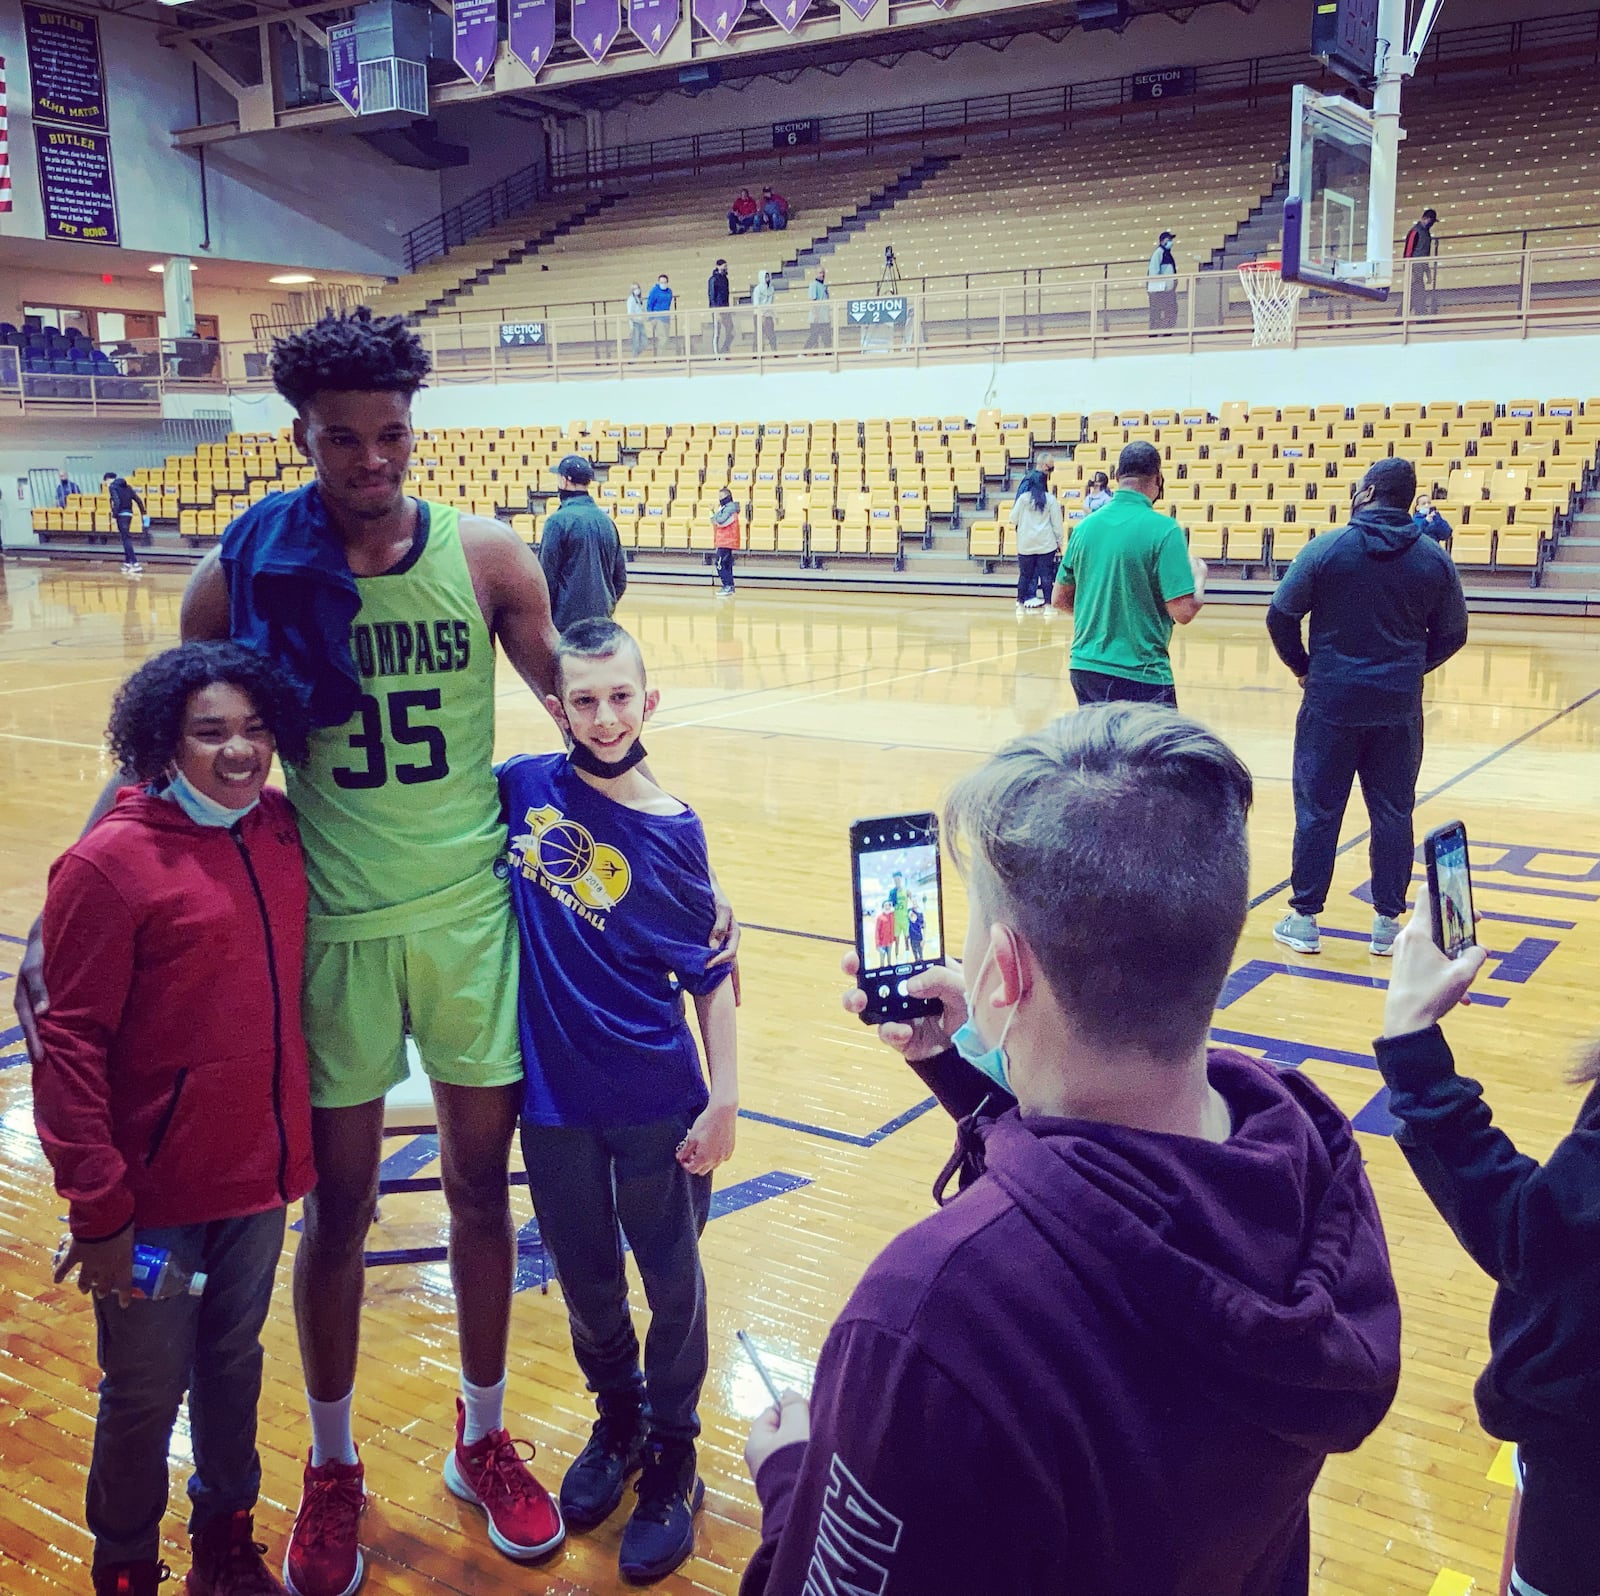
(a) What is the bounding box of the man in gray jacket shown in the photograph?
[538,455,628,633]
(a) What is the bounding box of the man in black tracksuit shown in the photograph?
[708,259,732,356]
[537,454,628,633]
[1266,456,1468,957]
[103,470,147,574]
[1374,900,1600,1596]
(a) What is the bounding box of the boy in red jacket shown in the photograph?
[36,642,317,1596]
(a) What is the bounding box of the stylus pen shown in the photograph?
[737,1329,785,1407]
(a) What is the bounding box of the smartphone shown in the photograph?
[850,812,945,1025]
[1424,820,1476,958]
[737,1330,784,1407]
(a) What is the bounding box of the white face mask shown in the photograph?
[163,768,257,827]
[951,944,1019,1094]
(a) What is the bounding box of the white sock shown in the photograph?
[308,1390,358,1468]
[461,1374,507,1446]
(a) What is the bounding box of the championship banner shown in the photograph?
[758,0,812,34]
[508,0,556,76]
[328,22,361,113]
[628,0,680,55]
[0,58,12,214]
[691,0,744,45]
[22,5,107,131]
[835,0,877,18]
[34,124,118,244]
[453,0,500,85]
[571,0,622,63]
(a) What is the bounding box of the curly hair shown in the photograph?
[269,305,431,414]
[106,642,311,780]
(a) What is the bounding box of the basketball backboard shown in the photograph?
[1282,83,1391,301]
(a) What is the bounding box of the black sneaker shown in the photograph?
[92,1562,171,1596]
[560,1396,647,1531]
[619,1437,704,1584]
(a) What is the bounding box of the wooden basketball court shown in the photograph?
[2,562,1597,1595]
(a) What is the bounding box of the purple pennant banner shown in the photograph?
[691,0,744,43]
[759,0,811,32]
[328,21,360,113]
[572,0,621,62]
[835,0,876,16]
[507,0,555,74]
[453,0,499,84]
[628,0,679,54]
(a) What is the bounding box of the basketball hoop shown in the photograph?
[1238,259,1305,347]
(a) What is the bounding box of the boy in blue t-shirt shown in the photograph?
[498,618,737,1585]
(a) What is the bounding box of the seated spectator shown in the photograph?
[728,190,759,235]
[759,188,789,232]
[1412,494,1452,544]
[1084,470,1113,513]
[740,706,1401,1596]
[1374,892,1600,1596]
[57,468,82,508]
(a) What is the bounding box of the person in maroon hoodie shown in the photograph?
[741,705,1402,1596]
[35,641,317,1596]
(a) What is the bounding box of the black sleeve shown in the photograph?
[130,488,147,514]
[537,517,566,584]
[610,526,628,599]
[1266,602,1311,678]
[1375,1024,1600,1295]
[1423,561,1469,673]
[905,1047,1016,1123]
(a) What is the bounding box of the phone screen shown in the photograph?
[851,814,944,1023]
[1428,822,1476,958]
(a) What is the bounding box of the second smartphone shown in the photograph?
[850,812,946,1025]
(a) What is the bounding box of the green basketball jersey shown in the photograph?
[287,502,503,938]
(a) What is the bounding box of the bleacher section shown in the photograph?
[29,398,1599,589]
[2,321,151,401]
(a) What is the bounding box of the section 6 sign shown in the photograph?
[847,296,906,325]
[1131,66,1195,100]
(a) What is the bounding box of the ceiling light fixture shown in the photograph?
[268,273,318,285]
[148,261,199,273]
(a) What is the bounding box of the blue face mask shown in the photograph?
[951,947,1018,1094]
[163,768,259,828]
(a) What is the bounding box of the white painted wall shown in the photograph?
[226,331,1600,437]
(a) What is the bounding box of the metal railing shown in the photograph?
[404,163,553,274]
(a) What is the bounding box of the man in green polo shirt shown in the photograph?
[1051,440,1207,707]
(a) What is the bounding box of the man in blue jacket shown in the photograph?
[1267,457,1468,957]
[646,275,674,354]
[538,455,627,632]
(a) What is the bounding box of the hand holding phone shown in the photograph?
[1381,875,1487,1040]
[737,1330,784,1407]
[1424,821,1477,959]
[849,813,946,1025]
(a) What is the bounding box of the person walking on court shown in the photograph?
[1267,456,1468,958]
[1374,891,1600,1596]
[742,707,1401,1596]
[1009,469,1062,613]
[1404,208,1438,315]
[36,641,317,1596]
[711,489,740,596]
[1050,441,1206,707]
[751,271,777,353]
[104,470,148,576]
[708,260,733,357]
[626,283,647,358]
[803,269,831,351]
[539,454,628,633]
[1147,230,1179,331]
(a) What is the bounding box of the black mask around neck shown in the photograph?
[568,738,648,779]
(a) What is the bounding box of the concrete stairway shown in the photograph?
[1537,498,1600,592]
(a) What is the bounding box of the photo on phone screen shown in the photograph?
[1425,821,1476,958]
[850,814,945,1024]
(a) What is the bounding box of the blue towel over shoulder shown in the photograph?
[220,485,362,728]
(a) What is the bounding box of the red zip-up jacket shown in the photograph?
[34,786,316,1239]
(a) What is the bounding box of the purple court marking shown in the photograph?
[1218,958,1510,1011]
[1210,1025,1399,1139]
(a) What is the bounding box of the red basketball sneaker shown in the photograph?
[443,1399,565,1560]
[282,1454,366,1596]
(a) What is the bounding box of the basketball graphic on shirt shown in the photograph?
[536,820,595,883]
[513,804,633,912]
[575,844,631,910]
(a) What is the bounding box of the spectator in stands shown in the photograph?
[103,471,148,578]
[1009,470,1062,613]
[626,283,647,358]
[1084,471,1113,513]
[1050,442,1205,708]
[1267,456,1468,959]
[711,489,740,597]
[1413,495,1452,544]
[647,275,674,354]
[1404,208,1438,315]
[56,468,81,507]
[803,270,831,352]
[751,272,777,353]
[728,189,759,235]
[741,707,1402,1596]
[538,455,628,633]
[759,188,789,232]
[1147,230,1179,332]
[1374,895,1600,1596]
[708,260,733,357]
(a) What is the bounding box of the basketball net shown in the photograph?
[1238,259,1304,347]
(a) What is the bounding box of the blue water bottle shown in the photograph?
[130,1244,207,1301]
